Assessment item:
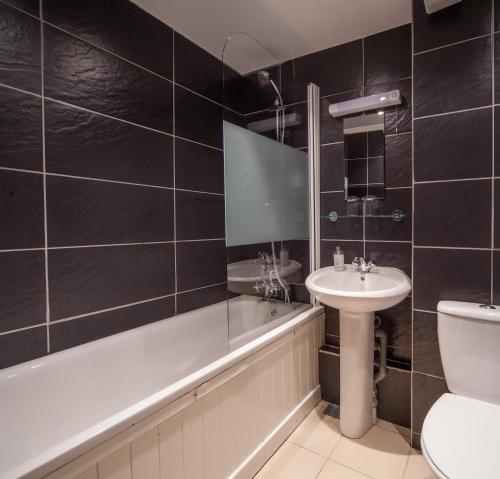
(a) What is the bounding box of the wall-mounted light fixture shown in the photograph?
[423,0,462,14]
[328,90,401,118]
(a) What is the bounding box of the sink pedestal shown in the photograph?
[339,310,375,438]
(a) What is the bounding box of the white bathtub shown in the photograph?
[0,296,323,479]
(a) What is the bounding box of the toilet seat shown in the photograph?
[421,393,500,479]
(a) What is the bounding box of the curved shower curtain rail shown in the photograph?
[221,31,283,67]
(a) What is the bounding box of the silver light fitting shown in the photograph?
[247,112,301,134]
[328,90,401,118]
[423,0,462,14]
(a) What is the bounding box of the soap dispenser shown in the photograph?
[333,246,345,272]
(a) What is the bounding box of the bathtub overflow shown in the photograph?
[270,309,279,317]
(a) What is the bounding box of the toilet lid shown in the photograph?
[422,393,500,479]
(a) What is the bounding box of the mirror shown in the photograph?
[344,112,385,200]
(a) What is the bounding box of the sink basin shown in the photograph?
[227,259,302,283]
[305,265,411,313]
[306,264,411,439]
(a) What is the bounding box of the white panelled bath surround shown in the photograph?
[0,299,323,478]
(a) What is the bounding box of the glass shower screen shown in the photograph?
[224,120,309,246]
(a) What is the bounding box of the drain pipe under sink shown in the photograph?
[373,318,388,423]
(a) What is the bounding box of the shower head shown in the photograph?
[257,70,271,87]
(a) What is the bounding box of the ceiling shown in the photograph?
[132,0,412,74]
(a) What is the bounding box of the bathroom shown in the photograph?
[0,0,497,477]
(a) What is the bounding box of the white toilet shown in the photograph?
[421,301,500,479]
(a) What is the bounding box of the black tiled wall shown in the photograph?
[0,0,228,369]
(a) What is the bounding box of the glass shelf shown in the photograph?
[321,210,405,222]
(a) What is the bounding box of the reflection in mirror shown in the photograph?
[344,112,385,200]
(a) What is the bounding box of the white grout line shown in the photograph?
[414,308,436,314]
[410,9,415,442]
[0,238,227,254]
[414,104,492,121]
[0,322,47,337]
[0,167,223,196]
[413,32,492,56]
[39,0,51,354]
[320,141,344,147]
[173,29,178,315]
[492,0,495,304]
[175,187,224,196]
[0,279,228,338]
[176,281,227,295]
[414,176,492,184]
[414,245,492,251]
[49,293,177,325]
[320,190,344,194]
[47,241,174,250]
[385,186,412,190]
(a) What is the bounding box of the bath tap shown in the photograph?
[254,279,282,302]
[257,252,272,264]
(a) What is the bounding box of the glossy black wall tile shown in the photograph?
[319,349,340,404]
[413,0,491,53]
[385,134,412,188]
[2,0,38,16]
[0,250,45,332]
[364,25,411,86]
[0,0,233,369]
[177,284,228,315]
[282,40,363,104]
[413,248,491,311]
[175,138,224,194]
[414,108,492,181]
[365,188,412,242]
[176,240,226,292]
[412,373,449,433]
[0,86,42,171]
[414,36,491,117]
[0,326,46,369]
[45,101,173,187]
[413,311,444,377]
[49,244,176,320]
[0,3,41,93]
[175,86,222,148]
[415,180,491,248]
[365,241,412,278]
[321,192,363,240]
[0,170,44,249]
[176,191,225,241]
[174,33,222,103]
[47,176,174,247]
[320,143,344,192]
[377,369,411,428]
[44,26,173,133]
[43,0,173,79]
[320,240,363,267]
[50,296,175,352]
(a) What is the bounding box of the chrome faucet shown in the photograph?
[257,252,273,271]
[352,257,376,280]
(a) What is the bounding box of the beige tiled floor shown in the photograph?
[254,401,434,479]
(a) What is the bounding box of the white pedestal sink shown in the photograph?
[306,265,411,438]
